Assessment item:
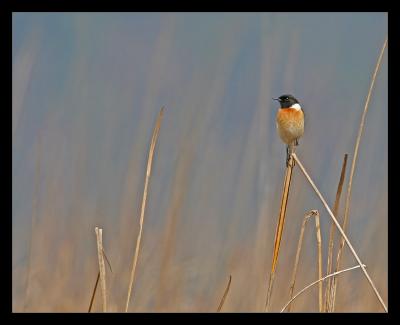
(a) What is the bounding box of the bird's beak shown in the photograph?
[272,98,280,102]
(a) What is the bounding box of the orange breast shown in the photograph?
[276,108,304,144]
[277,108,304,123]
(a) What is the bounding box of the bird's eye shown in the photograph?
[285,97,289,100]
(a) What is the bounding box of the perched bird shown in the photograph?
[273,94,304,166]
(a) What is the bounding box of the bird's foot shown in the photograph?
[286,154,296,168]
[286,145,296,168]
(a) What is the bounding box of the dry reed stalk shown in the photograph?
[281,264,364,313]
[315,211,323,312]
[292,153,387,312]
[125,107,164,312]
[95,227,107,312]
[288,212,310,312]
[88,249,113,312]
[217,275,232,312]
[329,37,387,312]
[265,155,294,311]
[324,154,348,312]
[287,210,322,312]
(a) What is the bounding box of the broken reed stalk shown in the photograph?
[265,155,294,311]
[288,213,310,312]
[125,107,164,312]
[324,153,348,312]
[329,37,387,312]
[280,264,364,313]
[287,210,322,312]
[217,275,232,312]
[292,153,387,312]
[88,249,113,312]
[95,227,107,312]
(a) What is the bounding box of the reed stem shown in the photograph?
[265,155,294,311]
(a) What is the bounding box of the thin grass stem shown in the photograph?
[125,107,164,312]
[217,275,232,312]
[88,273,100,312]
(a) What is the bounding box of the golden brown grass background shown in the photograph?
[12,13,387,312]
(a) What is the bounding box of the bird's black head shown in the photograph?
[273,94,299,108]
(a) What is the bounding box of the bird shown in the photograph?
[273,94,304,167]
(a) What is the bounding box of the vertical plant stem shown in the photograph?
[324,154,348,312]
[287,211,312,312]
[292,153,387,312]
[95,227,107,312]
[287,210,322,312]
[125,107,164,312]
[329,37,387,312]
[265,155,294,311]
[88,249,113,312]
[314,211,323,312]
[217,275,232,312]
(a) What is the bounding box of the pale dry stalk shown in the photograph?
[287,210,322,312]
[125,107,164,312]
[95,227,107,312]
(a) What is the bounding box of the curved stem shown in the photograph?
[281,265,364,312]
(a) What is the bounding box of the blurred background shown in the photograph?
[12,12,387,312]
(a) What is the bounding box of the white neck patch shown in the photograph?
[290,103,301,111]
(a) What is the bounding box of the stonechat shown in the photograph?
[273,94,304,166]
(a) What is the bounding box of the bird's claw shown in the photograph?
[286,154,295,168]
